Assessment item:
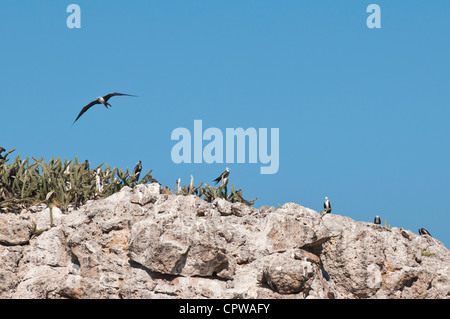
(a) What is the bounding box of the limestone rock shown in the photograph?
[260,253,315,294]
[0,213,30,246]
[0,183,449,299]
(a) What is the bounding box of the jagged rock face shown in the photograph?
[320,215,450,298]
[0,184,449,299]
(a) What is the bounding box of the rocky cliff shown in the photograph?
[1,183,449,299]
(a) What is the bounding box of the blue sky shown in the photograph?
[1,1,449,247]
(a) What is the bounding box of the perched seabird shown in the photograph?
[323,197,331,216]
[83,160,90,171]
[133,161,142,181]
[95,168,103,192]
[374,215,381,225]
[419,228,438,245]
[64,165,70,175]
[176,178,182,194]
[419,228,432,237]
[213,168,230,186]
[189,175,194,192]
[73,92,136,124]
[9,166,16,183]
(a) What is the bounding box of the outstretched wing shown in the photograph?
[73,100,100,124]
[103,92,136,102]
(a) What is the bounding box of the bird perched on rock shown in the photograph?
[176,178,182,194]
[419,228,438,245]
[419,228,432,237]
[374,216,381,225]
[213,168,230,187]
[133,161,142,181]
[323,197,331,216]
[73,92,136,124]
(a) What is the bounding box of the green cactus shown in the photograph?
[0,148,160,212]
[176,179,256,206]
[1,148,257,212]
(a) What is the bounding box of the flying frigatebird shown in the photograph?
[73,92,136,124]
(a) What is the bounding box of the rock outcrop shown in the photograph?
[1,183,449,299]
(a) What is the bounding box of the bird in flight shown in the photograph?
[73,92,136,124]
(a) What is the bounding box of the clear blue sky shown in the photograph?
[1,1,449,247]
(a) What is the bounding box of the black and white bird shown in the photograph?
[73,92,136,124]
[374,215,381,225]
[83,160,90,171]
[419,228,432,237]
[323,197,332,216]
[133,161,142,181]
[213,168,230,186]
[8,166,17,182]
